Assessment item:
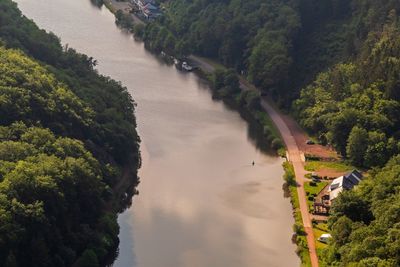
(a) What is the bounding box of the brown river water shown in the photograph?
[15,0,299,266]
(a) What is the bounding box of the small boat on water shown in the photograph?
[182,61,193,71]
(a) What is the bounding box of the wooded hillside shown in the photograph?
[0,0,140,266]
[140,0,400,265]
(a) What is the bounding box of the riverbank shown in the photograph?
[0,1,142,266]
[101,1,317,266]
[187,54,322,266]
[188,55,285,154]
[177,57,319,265]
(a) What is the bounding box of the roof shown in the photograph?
[329,176,343,191]
[144,3,158,10]
[139,0,154,4]
[328,170,363,200]
[329,186,343,200]
[343,170,363,189]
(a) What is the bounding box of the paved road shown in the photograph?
[188,55,215,73]
[261,99,319,267]
[190,55,319,267]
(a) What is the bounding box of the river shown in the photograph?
[15,0,299,266]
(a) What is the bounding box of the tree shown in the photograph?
[364,131,388,167]
[223,69,240,93]
[346,126,368,166]
[330,190,373,224]
[77,249,99,267]
[330,216,353,246]
[212,69,226,91]
[0,2,140,265]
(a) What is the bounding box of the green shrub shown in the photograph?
[271,138,283,149]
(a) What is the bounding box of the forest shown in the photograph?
[138,0,400,265]
[0,0,140,266]
[295,1,400,265]
[140,0,300,101]
[1,0,400,265]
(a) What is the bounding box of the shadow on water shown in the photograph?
[188,73,277,156]
[90,0,103,8]
[104,177,139,266]
[82,2,285,265]
[207,89,277,156]
[103,33,280,267]
[282,182,291,198]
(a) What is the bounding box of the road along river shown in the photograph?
[15,0,300,266]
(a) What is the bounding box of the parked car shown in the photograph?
[306,139,315,145]
[312,177,320,183]
[182,61,193,71]
[310,173,320,182]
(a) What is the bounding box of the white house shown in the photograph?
[328,170,363,201]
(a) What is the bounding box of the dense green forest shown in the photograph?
[325,156,400,266]
[0,0,140,266]
[294,1,400,169]
[134,0,400,265]
[140,0,300,101]
[295,1,400,265]
[139,0,398,102]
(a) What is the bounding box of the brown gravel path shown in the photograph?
[261,99,319,267]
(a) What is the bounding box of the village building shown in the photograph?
[313,170,363,215]
[328,170,363,201]
[132,0,161,19]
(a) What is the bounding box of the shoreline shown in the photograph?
[101,1,320,266]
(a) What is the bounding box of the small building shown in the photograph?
[143,6,161,19]
[134,0,161,19]
[136,0,155,8]
[328,170,363,201]
[313,170,363,215]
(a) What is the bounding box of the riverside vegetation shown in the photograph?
[0,0,140,266]
[209,67,285,153]
[117,0,400,265]
[93,0,286,153]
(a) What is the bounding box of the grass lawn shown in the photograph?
[286,178,311,265]
[304,181,329,210]
[283,162,311,267]
[313,223,329,249]
[305,160,354,172]
[290,186,312,267]
[313,223,329,265]
[290,186,303,224]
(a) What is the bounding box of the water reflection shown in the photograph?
[15,0,300,266]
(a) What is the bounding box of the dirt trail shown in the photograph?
[261,99,319,267]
